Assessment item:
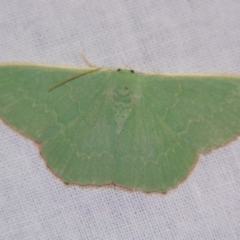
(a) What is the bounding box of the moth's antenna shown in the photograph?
[48,68,101,92]
[49,54,101,92]
[81,53,98,68]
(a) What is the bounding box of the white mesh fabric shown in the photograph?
[1,1,240,239]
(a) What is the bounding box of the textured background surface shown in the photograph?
[1,1,240,239]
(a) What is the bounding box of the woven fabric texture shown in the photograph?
[0,1,240,239]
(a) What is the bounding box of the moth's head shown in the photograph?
[117,69,135,74]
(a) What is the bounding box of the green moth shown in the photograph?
[1,63,240,193]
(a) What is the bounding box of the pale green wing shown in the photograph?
[114,74,240,191]
[1,64,240,192]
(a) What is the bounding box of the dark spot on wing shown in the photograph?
[130,70,134,73]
